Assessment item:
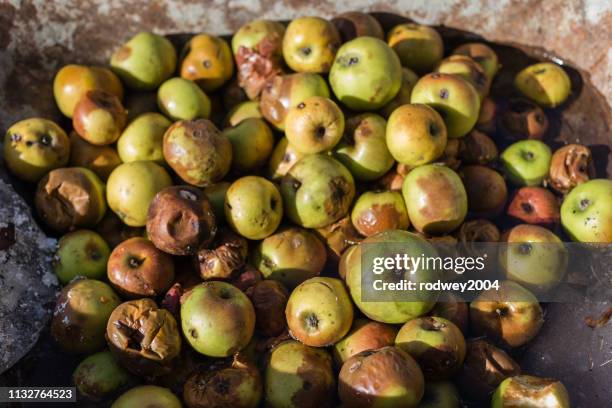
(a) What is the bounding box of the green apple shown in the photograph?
[117,112,171,165]
[329,36,402,111]
[157,77,211,121]
[410,73,480,138]
[561,179,612,242]
[387,23,443,74]
[223,118,274,174]
[53,230,110,284]
[501,140,552,186]
[515,62,571,108]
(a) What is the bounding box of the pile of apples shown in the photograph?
[3,10,611,408]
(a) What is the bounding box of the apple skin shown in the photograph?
[181,281,255,358]
[334,113,395,181]
[265,340,335,408]
[395,316,466,380]
[343,230,440,324]
[53,229,110,284]
[350,190,409,237]
[329,36,402,111]
[402,164,468,235]
[285,277,354,347]
[501,139,552,186]
[507,186,560,226]
[385,104,447,167]
[338,346,425,408]
[514,62,571,108]
[500,224,568,292]
[469,280,543,348]
[387,23,443,74]
[223,118,274,174]
[332,318,398,366]
[410,73,480,138]
[561,179,612,242]
[491,375,571,408]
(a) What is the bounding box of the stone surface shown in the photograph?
[0,174,58,374]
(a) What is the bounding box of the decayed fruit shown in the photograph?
[395,316,466,380]
[344,230,440,324]
[470,280,543,348]
[3,118,70,182]
[107,237,175,298]
[110,32,177,91]
[180,33,234,92]
[231,20,285,99]
[560,179,612,242]
[106,161,172,227]
[455,339,521,401]
[281,154,356,228]
[285,277,354,347]
[225,176,283,240]
[53,229,110,284]
[334,113,394,181]
[246,280,289,337]
[267,137,306,180]
[54,64,123,118]
[73,90,127,146]
[69,131,121,180]
[157,77,211,121]
[163,119,232,186]
[251,227,326,289]
[35,167,107,232]
[501,139,552,186]
[402,164,467,235]
[146,185,217,255]
[282,16,340,73]
[52,279,120,354]
[95,212,143,249]
[453,42,499,79]
[514,62,571,107]
[223,117,275,174]
[107,298,181,377]
[411,73,481,138]
[265,340,335,408]
[387,23,443,74]
[73,350,130,401]
[350,190,409,237]
[329,36,402,111]
[491,375,570,408]
[181,281,255,357]
[507,186,560,225]
[117,113,170,165]
[183,358,262,408]
[501,98,549,140]
[195,227,248,280]
[458,129,498,164]
[260,72,330,130]
[338,346,425,408]
[332,318,398,366]
[332,11,384,42]
[548,143,592,193]
[385,103,447,166]
[476,96,497,133]
[460,165,508,218]
[285,96,345,154]
[429,292,469,335]
[111,386,181,408]
[436,55,491,100]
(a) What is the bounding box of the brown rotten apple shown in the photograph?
[107,237,175,298]
[395,316,466,380]
[339,346,425,408]
[470,280,544,348]
[246,280,289,337]
[548,143,592,194]
[146,186,217,255]
[195,227,248,280]
[461,165,508,218]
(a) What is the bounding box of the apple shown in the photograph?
[501,139,552,186]
[491,375,570,408]
[332,318,397,365]
[561,179,612,242]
